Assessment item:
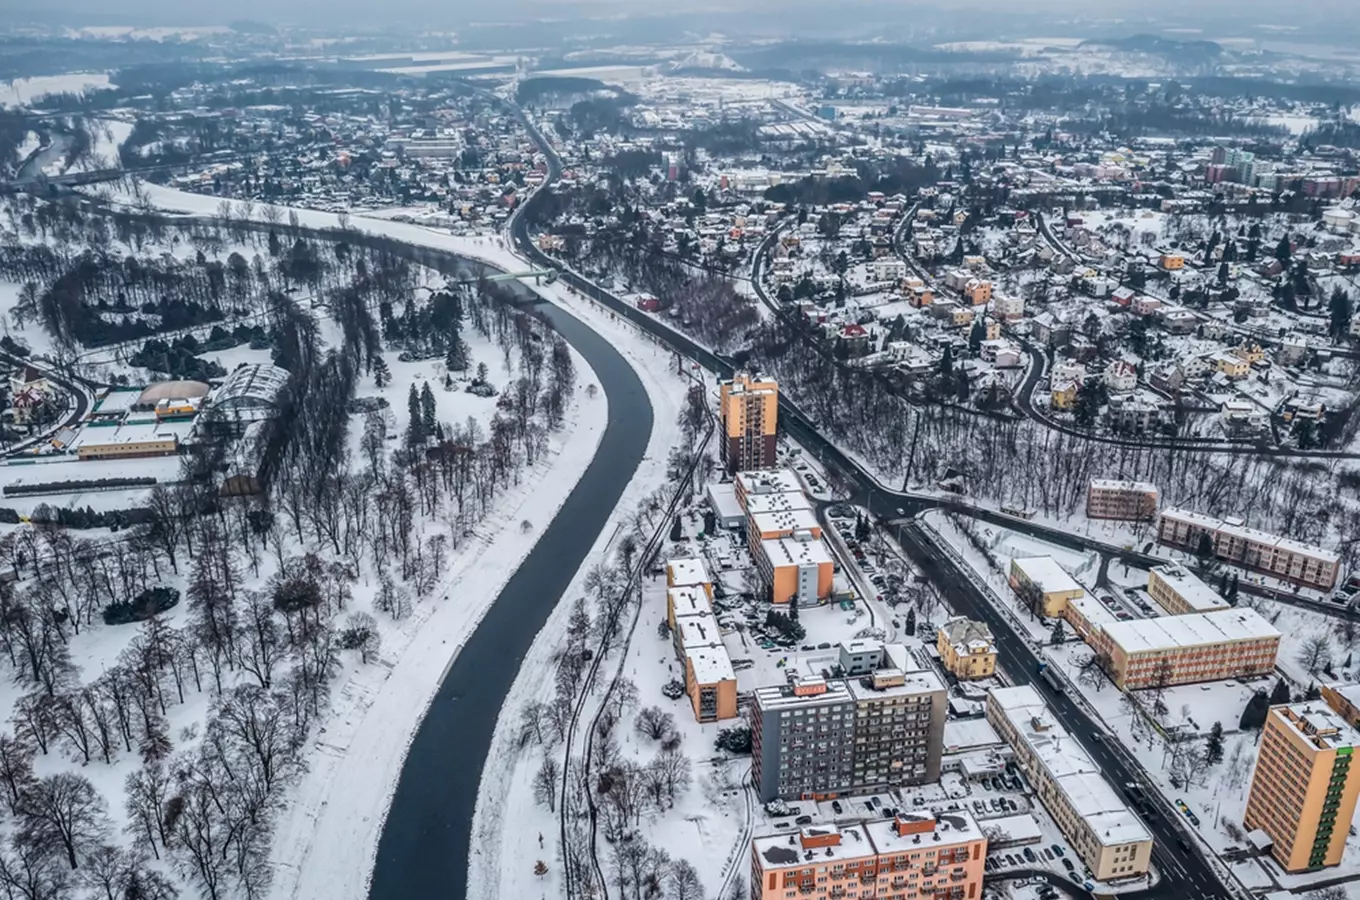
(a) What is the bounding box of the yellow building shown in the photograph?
[1232,343,1266,365]
[984,317,1002,341]
[936,617,997,680]
[1245,704,1360,872]
[1211,352,1250,379]
[1008,557,1085,618]
[719,372,778,474]
[1160,252,1185,270]
[952,306,976,328]
[1051,380,1079,411]
[1322,682,1360,728]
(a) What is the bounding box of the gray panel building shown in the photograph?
[750,649,947,802]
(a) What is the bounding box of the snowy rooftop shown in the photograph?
[1012,557,1083,595]
[70,418,190,451]
[752,825,875,869]
[939,616,995,654]
[750,508,820,535]
[1099,608,1279,655]
[705,481,744,522]
[667,557,711,588]
[668,587,710,619]
[685,645,735,685]
[863,811,983,854]
[844,668,945,701]
[1150,564,1228,614]
[742,489,812,516]
[761,535,833,568]
[943,717,1003,752]
[735,468,803,499]
[1274,703,1360,752]
[1090,478,1158,494]
[989,685,1151,848]
[1068,595,1118,629]
[752,678,854,712]
[676,610,723,650]
[980,813,1043,845]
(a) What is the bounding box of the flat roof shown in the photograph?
[1068,595,1119,628]
[761,535,833,568]
[750,508,820,534]
[735,468,803,498]
[676,611,723,650]
[1012,557,1083,595]
[863,811,983,854]
[668,587,709,618]
[1150,564,1228,614]
[686,645,735,684]
[752,825,875,869]
[845,668,945,701]
[743,490,813,516]
[1090,478,1158,494]
[1099,608,1279,655]
[989,686,1152,848]
[667,557,711,587]
[70,419,184,450]
[706,482,745,522]
[1274,703,1360,752]
[943,717,1003,752]
[752,678,854,712]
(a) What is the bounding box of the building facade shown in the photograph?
[1086,479,1159,522]
[1157,507,1341,591]
[750,813,987,900]
[1146,564,1228,616]
[750,664,945,802]
[936,618,997,680]
[1244,704,1360,872]
[1008,557,1085,618]
[1088,609,1279,690]
[720,372,779,473]
[986,686,1153,882]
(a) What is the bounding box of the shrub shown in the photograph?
[103,586,180,625]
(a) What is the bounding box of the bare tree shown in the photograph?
[0,834,69,900]
[124,763,173,860]
[669,859,704,900]
[533,756,560,813]
[18,772,110,869]
[1297,633,1334,677]
[635,706,675,741]
[0,733,36,815]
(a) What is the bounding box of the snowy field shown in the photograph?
[0,72,111,108]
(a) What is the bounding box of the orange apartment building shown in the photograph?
[684,645,738,723]
[757,533,834,605]
[1158,507,1341,591]
[1079,608,1279,690]
[1244,704,1360,872]
[1086,479,1159,522]
[750,813,987,900]
[720,372,779,474]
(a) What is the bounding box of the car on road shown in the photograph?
[1177,838,1191,852]
[1061,858,1075,872]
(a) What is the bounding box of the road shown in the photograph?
[896,520,1233,900]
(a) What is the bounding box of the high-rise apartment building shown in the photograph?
[719,373,778,473]
[749,655,946,802]
[1245,704,1360,872]
[750,813,987,900]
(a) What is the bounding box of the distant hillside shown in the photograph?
[1080,34,1223,62]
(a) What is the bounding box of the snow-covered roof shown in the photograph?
[761,535,833,568]
[1099,608,1278,656]
[1090,478,1158,494]
[668,587,709,619]
[211,363,290,410]
[666,557,711,588]
[1011,557,1083,596]
[752,825,875,869]
[742,489,812,516]
[989,685,1151,849]
[750,508,820,535]
[735,468,803,498]
[1149,564,1228,614]
[676,610,722,651]
[705,481,745,523]
[685,645,734,685]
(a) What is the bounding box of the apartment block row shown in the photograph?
[1158,507,1341,591]
[1011,556,1279,690]
[749,643,946,802]
[986,686,1153,882]
[734,468,834,605]
[666,558,739,723]
[750,813,987,900]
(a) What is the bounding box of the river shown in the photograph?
[366,283,654,900]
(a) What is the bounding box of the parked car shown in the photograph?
[795,815,813,826]
[1051,844,1064,857]
[1023,848,1037,863]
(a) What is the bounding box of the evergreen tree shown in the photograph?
[1269,677,1292,705]
[1329,287,1353,342]
[420,381,437,434]
[1275,235,1292,265]
[1240,690,1269,730]
[407,383,423,442]
[904,608,917,636]
[446,339,471,372]
[968,317,985,355]
[372,355,391,388]
[670,516,682,542]
[789,599,800,624]
[1195,532,1217,570]
[1227,574,1239,605]
[939,345,954,376]
[1050,620,1066,646]
[1205,721,1225,765]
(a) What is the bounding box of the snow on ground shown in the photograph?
[73,117,134,171]
[0,72,111,108]
[467,277,698,900]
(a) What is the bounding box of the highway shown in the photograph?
[500,92,1239,900]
